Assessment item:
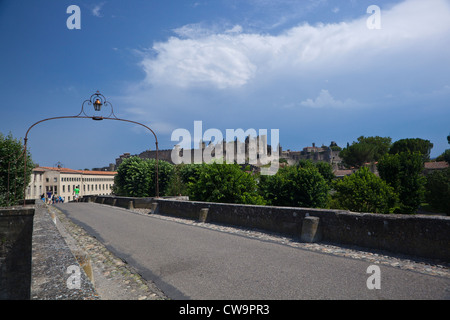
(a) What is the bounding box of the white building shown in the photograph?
[26,166,117,202]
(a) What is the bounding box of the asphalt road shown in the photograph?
[55,202,450,300]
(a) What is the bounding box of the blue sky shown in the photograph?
[0,0,449,170]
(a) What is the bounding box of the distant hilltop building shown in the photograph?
[116,134,279,169]
[280,141,343,169]
[114,137,344,171]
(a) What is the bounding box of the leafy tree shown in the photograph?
[331,167,397,214]
[0,132,34,206]
[435,149,450,164]
[340,136,391,168]
[187,162,265,205]
[425,168,450,215]
[166,163,203,196]
[259,165,329,208]
[313,161,335,185]
[178,163,203,184]
[340,142,375,168]
[389,138,433,161]
[358,136,392,160]
[377,151,426,213]
[297,159,334,185]
[297,159,315,168]
[113,157,174,197]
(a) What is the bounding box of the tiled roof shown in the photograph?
[333,169,353,177]
[424,161,449,170]
[33,166,117,175]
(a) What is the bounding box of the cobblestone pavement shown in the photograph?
[49,205,167,300]
[49,203,450,300]
[31,203,99,300]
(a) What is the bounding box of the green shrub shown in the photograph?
[259,165,329,208]
[332,167,397,213]
[187,162,265,205]
[377,151,426,213]
[113,157,174,197]
[425,168,450,215]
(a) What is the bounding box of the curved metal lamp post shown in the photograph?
[21,91,159,205]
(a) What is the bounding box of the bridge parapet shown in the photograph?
[84,195,450,261]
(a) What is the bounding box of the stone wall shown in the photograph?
[86,196,450,261]
[0,206,35,299]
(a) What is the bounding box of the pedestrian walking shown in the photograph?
[73,186,80,202]
[46,190,52,204]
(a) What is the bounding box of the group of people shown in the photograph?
[41,186,80,204]
[41,191,64,204]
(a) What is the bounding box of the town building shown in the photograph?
[26,166,117,202]
[114,137,344,171]
[423,161,449,175]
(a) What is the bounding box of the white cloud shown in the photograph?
[300,90,357,109]
[225,25,243,34]
[140,36,257,89]
[92,2,106,17]
[137,0,450,92]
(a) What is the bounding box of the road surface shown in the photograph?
[55,202,450,300]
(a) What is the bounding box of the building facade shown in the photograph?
[26,166,117,202]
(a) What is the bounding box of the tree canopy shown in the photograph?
[425,168,450,215]
[113,157,173,197]
[0,132,34,206]
[187,162,265,205]
[388,138,433,161]
[377,151,426,213]
[340,136,392,168]
[259,165,329,208]
[331,167,397,214]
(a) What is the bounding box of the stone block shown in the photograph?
[150,203,158,214]
[199,208,209,222]
[301,216,322,243]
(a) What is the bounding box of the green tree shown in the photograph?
[188,162,265,205]
[178,163,203,185]
[166,163,203,196]
[389,138,433,161]
[340,136,391,168]
[435,149,450,164]
[297,159,334,185]
[425,168,450,215]
[113,157,174,197]
[0,132,34,206]
[313,161,335,185]
[377,151,426,213]
[331,167,397,214]
[259,165,329,208]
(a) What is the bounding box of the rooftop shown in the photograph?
[33,166,117,175]
[424,161,449,170]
